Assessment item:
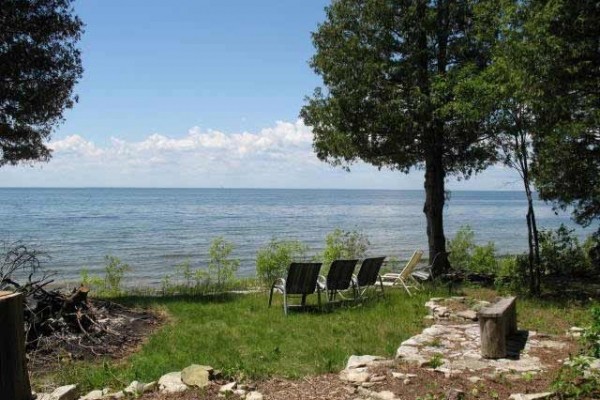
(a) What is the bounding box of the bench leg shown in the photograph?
[479,316,506,359]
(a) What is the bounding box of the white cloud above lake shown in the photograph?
[0,120,522,190]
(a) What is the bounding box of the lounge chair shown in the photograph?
[353,257,386,300]
[317,259,358,302]
[381,250,424,295]
[268,262,322,315]
[412,251,449,283]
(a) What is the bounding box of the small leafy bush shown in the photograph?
[208,237,240,291]
[495,254,529,293]
[102,256,131,296]
[256,239,308,285]
[448,226,498,275]
[321,229,370,270]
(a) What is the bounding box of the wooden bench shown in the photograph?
[477,296,517,359]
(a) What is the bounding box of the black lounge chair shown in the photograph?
[268,262,322,315]
[353,257,386,300]
[317,259,358,302]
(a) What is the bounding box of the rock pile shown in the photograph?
[34,363,264,400]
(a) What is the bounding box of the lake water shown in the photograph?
[0,188,595,286]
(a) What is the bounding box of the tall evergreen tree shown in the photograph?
[0,0,83,166]
[301,0,498,275]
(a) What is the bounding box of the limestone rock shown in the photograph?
[219,381,237,394]
[123,381,145,395]
[79,390,104,400]
[340,369,371,383]
[456,310,477,321]
[509,392,554,400]
[181,364,213,388]
[35,394,52,400]
[158,371,188,393]
[346,355,385,369]
[246,391,264,400]
[50,384,78,400]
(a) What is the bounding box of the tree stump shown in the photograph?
[0,291,32,400]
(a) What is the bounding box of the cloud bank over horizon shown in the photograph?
[0,120,522,190]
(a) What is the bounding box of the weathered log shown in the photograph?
[0,291,32,400]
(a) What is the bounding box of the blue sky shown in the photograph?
[0,0,520,189]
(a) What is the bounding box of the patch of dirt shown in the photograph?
[28,299,161,376]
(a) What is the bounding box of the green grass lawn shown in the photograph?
[42,286,593,392]
[47,288,438,391]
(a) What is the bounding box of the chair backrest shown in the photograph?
[285,263,322,295]
[326,259,358,291]
[399,250,424,279]
[356,257,386,287]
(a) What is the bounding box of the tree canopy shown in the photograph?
[301,0,499,274]
[527,0,600,231]
[0,0,83,167]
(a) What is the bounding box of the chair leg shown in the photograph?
[317,289,322,311]
[378,276,385,297]
[400,278,412,296]
[283,290,288,316]
[268,285,275,307]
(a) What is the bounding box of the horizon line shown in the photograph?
[0,186,528,192]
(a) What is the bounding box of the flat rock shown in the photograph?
[340,369,371,383]
[246,391,264,400]
[181,364,213,388]
[50,384,78,400]
[446,388,465,400]
[219,381,237,394]
[158,371,188,393]
[509,392,554,400]
[123,380,144,395]
[346,355,385,369]
[456,310,477,321]
[79,390,104,400]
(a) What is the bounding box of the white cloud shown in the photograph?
[1,120,523,189]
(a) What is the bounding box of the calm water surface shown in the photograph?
[0,188,595,286]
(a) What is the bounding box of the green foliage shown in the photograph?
[208,237,240,291]
[448,226,498,275]
[300,0,500,274]
[101,256,131,296]
[539,225,591,277]
[553,357,600,399]
[495,254,530,293]
[79,268,103,290]
[427,353,444,369]
[321,229,369,270]
[582,306,600,359]
[0,0,84,166]
[255,239,308,285]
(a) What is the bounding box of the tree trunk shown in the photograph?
[424,150,449,277]
[0,291,32,400]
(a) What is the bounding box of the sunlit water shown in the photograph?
[0,188,596,286]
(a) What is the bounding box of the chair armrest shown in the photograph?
[317,275,327,290]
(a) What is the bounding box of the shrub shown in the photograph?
[448,226,498,275]
[321,229,370,269]
[208,237,240,291]
[539,224,591,277]
[256,239,308,285]
[495,254,529,293]
[102,256,131,296]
